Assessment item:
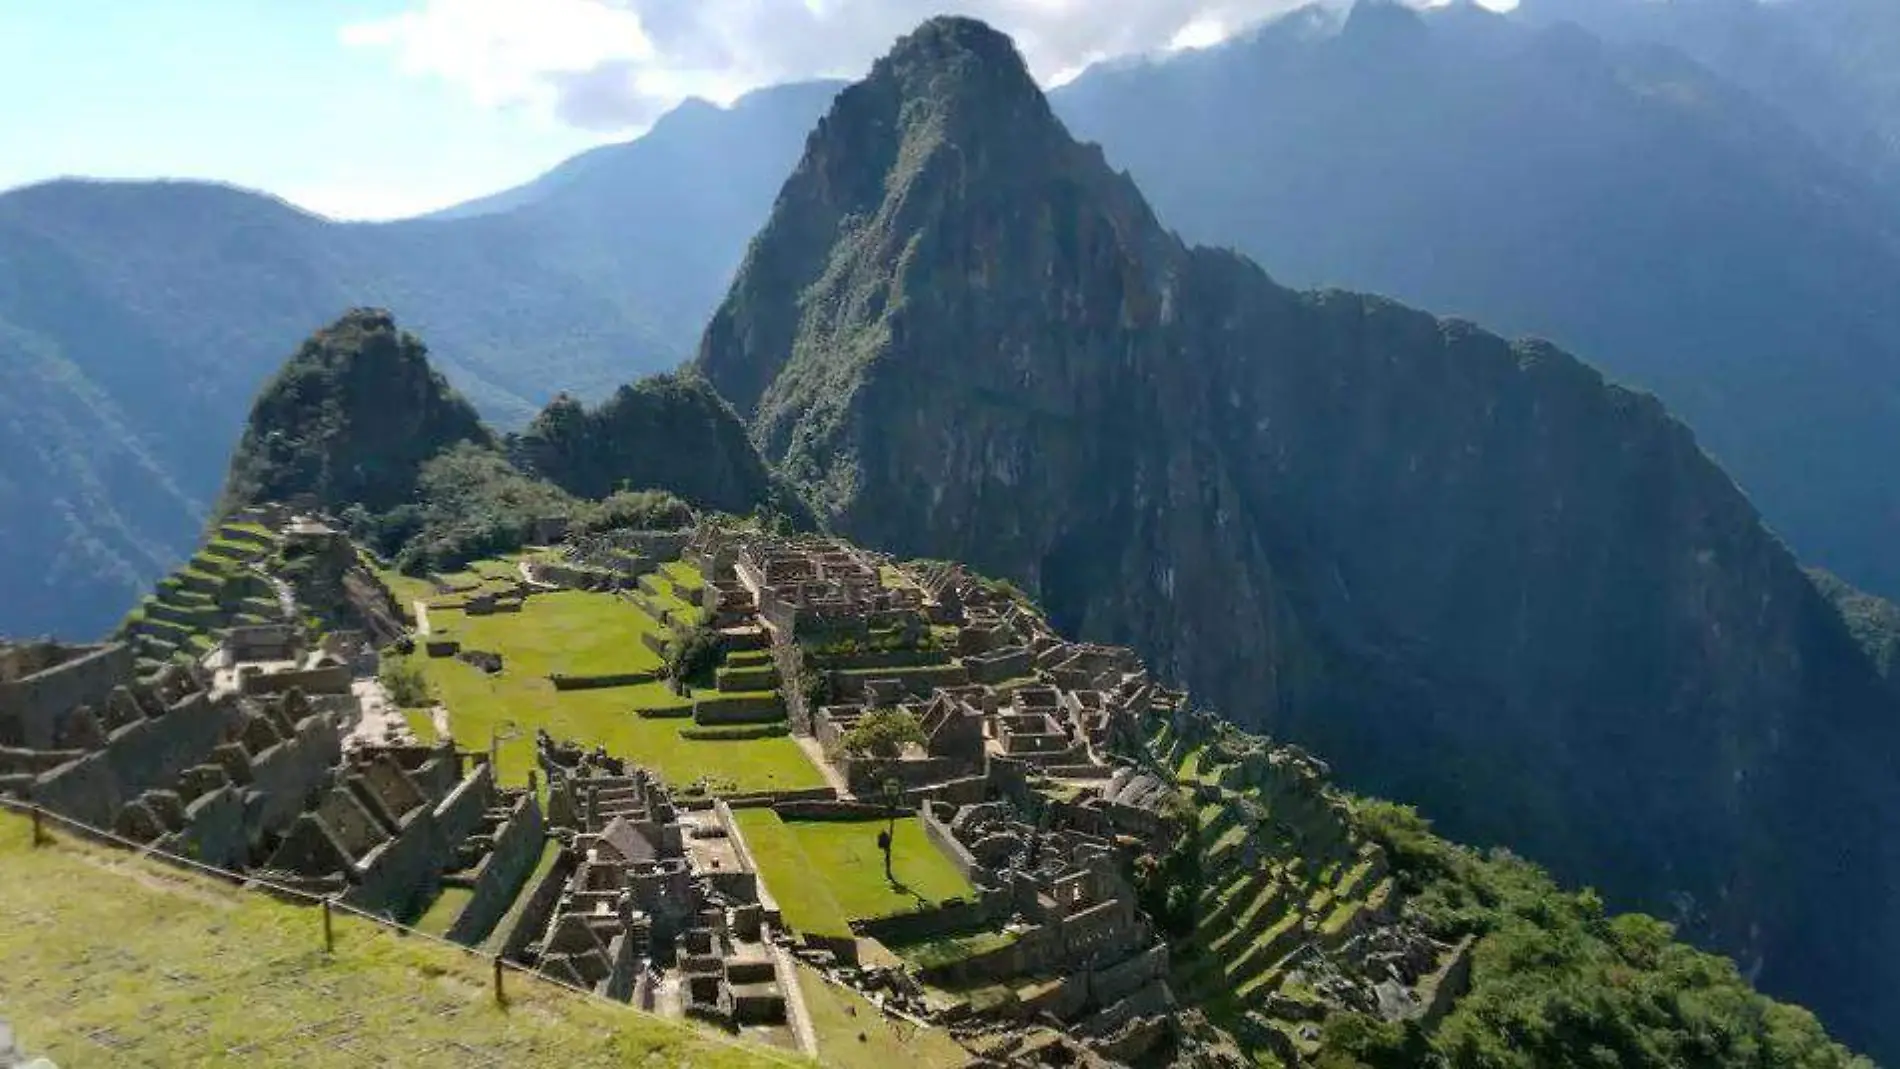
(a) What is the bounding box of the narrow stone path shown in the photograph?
[795,736,852,799]
[412,600,432,636]
[778,953,820,1059]
[517,559,558,590]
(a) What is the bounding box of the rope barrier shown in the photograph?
[0,795,815,1068]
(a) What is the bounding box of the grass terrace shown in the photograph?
[733,811,975,938]
[416,583,823,793]
[0,812,795,1068]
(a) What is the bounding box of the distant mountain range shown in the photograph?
[0,81,833,639]
[4,0,1899,654]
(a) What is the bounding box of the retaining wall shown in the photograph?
[0,643,137,749]
[446,794,547,946]
[852,889,1008,946]
[549,671,660,691]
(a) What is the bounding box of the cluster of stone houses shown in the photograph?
[513,734,792,1031]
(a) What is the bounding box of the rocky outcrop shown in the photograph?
[696,15,1900,1056]
[219,308,492,518]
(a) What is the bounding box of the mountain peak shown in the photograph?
[860,16,1051,138]
[219,308,491,517]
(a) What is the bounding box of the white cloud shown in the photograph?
[343,0,1517,135]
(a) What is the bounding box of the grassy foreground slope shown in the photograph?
[0,812,801,1069]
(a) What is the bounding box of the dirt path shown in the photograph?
[348,679,412,750]
[412,600,432,636]
[795,736,852,800]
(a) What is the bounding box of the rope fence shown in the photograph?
[0,795,814,1068]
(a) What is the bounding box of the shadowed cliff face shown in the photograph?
[697,15,1900,1056]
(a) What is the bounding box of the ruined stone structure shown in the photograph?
[259,741,504,916]
[514,734,791,1031]
[1,643,345,870]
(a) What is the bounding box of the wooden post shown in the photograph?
[30,804,46,847]
[322,899,334,953]
[493,957,506,1005]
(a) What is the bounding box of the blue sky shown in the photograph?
[0,1,603,219]
[0,0,1514,221]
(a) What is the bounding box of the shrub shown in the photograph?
[380,655,432,708]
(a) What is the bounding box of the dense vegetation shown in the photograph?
[513,373,808,523]
[221,310,780,578]
[1320,802,1871,1069]
[695,15,1900,1058]
[220,309,492,518]
[1809,569,1900,687]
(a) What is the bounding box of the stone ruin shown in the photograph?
[507,733,791,1033]
[0,641,345,871]
[256,740,522,919]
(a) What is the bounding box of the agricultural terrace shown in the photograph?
[734,811,976,937]
[0,812,794,1069]
[403,567,824,794]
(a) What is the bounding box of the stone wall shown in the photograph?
[549,671,660,691]
[446,794,547,947]
[0,643,136,749]
[497,848,577,962]
[251,718,343,824]
[239,664,351,697]
[692,693,785,725]
[343,807,446,918]
[432,761,496,847]
[770,799,895,821]
[1419,935,1476,1028]
[921,804,983,884]
[30,690,234,828]
[851,889,1007,946]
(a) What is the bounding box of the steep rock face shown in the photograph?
[697,16,1900,1056]
[220,308,491,517]
[1052,1,1900,604]
[513,373,804,521]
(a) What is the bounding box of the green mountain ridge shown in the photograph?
[216,309,780,577]
[697,15,1900,1059]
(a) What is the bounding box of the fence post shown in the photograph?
[322,899,335,954]
[493,957,506,1005]
[31,804,47,847]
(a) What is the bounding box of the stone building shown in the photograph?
[1,643,344,871]
[520,734,790,1028]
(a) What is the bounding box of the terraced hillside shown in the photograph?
[1153,714,1408,1049]
[117,518,284,670]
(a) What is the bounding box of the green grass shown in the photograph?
[0,812,798,1068]
[368,557,438,608]
[794,963,968,1069]
[733,812,975,938]
[888,928,1019,970]
[659,560,705,593]
[414,886,473,936]
[418,588,822,793]
[435,590,666,678]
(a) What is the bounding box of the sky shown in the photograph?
[0,0,1512,221]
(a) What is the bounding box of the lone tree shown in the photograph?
[840,709,927,882]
